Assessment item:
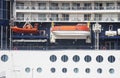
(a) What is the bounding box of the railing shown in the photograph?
[16,5,120,10]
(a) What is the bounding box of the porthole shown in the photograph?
[73,55,80,62]
[84,55,91,62]
[51,67,56,73]
[61,55,68,62]
[73,68,79,73]
[25,67,30,73]
[50,55,57,62]
[97,68,102,74]
[1,55,8,62]
[108,55,115,63]
[62,68,67,73]
[96,55,103,63]
[37,67,42,73]
[109,68,114,74]
[85,68,90,73]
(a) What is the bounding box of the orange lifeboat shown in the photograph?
[11,23,39,33]
[52,24,89,31]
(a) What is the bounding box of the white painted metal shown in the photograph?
[0,50,120,78]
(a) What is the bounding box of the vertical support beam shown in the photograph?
[6,26,7,49]
[1,26,3,50]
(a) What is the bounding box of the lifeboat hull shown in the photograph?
[52,31,90,39]
[11,27,38,33]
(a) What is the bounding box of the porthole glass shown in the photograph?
[108,55,115,63]
[85,68,90,73]
[84,55,91,62]
[61,55,68,62]
[37,67,42,73]
[62,68,67,73]
[25,67,30,73]
[109,68,114,74]
[50,55,57,62]
[1,55,8,62]
[73,68,79,73]
[51,68,56,73]
[97,68,102,74]
[73,55,80,62]
[96,55,103,63]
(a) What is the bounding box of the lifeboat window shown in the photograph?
[61,55,68,62]
[51,67,56,73]
[85,68,90,73]
[37,67,42,73]
[97,68,102,74]
[108,55,115,63]
[50,55,57,62]
[84,55,91,62]
[25,67,30,73]
[73,55,80,62]
[1,55,8,62]
[109,68,115,74]
[96,55,103,63]
[73,68,79,73]
[62,68,67,73]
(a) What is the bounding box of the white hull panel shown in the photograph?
[0,50,120,78]
[52,31,90,39]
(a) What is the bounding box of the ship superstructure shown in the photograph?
[6,0,120,50]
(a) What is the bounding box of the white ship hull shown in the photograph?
[0,50,120,78]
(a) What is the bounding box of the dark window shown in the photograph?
[25,67,30,73]
[85,68,90,73]
[73,55,80,62]
[1,55,8,62]
[73,68,79,73]
[51,67,56,73]
[109,68,114,74]
[97,68,102,74]
[50,55,57,62]
[62,68,67,73]
[61,55,68,62]
[84,55,91,62]
[37,67,42,73]
[96,55,103,63]
[108,55,115,63]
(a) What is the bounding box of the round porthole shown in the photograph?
[97,68,102,74]
[61,55,68,62]
[108,55,115,63]
[84,55,91,62]
[109,68,114,74]
[62,68,67,73]
[25,67,30,73]
[73,68,79,73]
[51,67,56,73]
[50,55,57,62]
[96,55,103,63]
[85,68,90,73]
[37,67,42,73]
[1,55,8,62]
[73,55,80,62]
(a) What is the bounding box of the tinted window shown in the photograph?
[37,67,42,73]
[97,68,102,74]
[73,68,79,73]
[61,55,68,62]
[50,55,57,62]
[85,68,90,73]
[1,55,8,62]
[62,68,67,73]
[73,55,80,62]
[108,55,115,63]
[84,55,91,62]
[109,68,114,74]
[51,67,56,73]
[96,55,103,63]
[25,67,30,73]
